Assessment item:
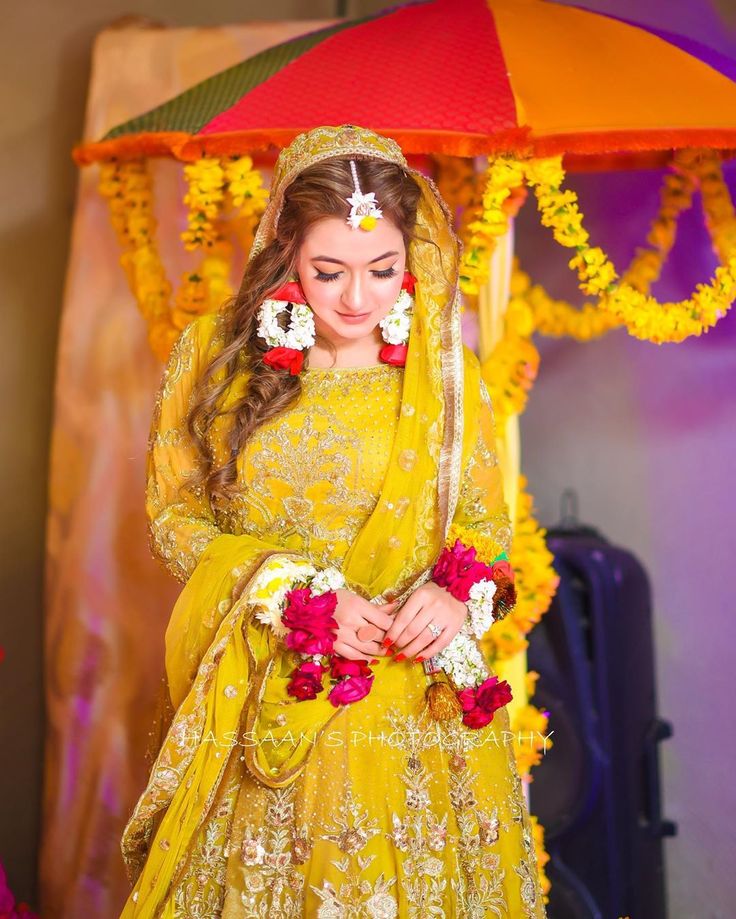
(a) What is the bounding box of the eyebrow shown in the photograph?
[310,250,399,265]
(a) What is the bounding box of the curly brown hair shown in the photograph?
[186,157,423,505]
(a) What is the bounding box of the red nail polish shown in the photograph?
[393,653,406,662]
[415,656,425,663]
[381,637,393,648]
[370,659,379,665]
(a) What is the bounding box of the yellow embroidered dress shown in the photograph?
[120,125,547,919]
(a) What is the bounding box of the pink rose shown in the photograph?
[282,588,338,636]
[286,661,326,701]
[285,629,334,656]
[328,673,374,706]
[433,541,493,602]
[456,687,478,713]
[283,588,337,624]
[433,540,475,586]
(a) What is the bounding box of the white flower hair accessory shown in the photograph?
[345,159,383,231]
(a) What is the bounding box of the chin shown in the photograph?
[325,313,382,338]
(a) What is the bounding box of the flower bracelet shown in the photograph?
[427,529,517,728]
[246,557,376,708]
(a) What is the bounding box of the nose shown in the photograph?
[340,273,367,313]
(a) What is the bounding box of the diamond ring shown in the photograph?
[427,622,443,639]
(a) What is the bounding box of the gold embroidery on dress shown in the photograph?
[310,788,399,918]
[237,784,308,918]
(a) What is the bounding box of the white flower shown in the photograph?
[379,290,414,345]
[466,578,498,638]
[345,190,383,230]
[256,299,315,350]
[434,625,489,688]
[310,567,346,596]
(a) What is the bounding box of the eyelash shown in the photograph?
[314,267,398,283]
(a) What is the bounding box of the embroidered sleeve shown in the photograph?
[450,377,513,559]
[145,316,223,584]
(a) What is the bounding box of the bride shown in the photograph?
[120,124,546,918]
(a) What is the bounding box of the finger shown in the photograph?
[392,608,436,654]
[412,631,455,661]
[332,640,370,661]
[362,606,396,631]
[382,595,426,646]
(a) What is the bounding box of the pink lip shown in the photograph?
[337,311,370,321]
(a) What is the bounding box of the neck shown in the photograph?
[307,326,384,368]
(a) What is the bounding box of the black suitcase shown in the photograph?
[528,503,676,919]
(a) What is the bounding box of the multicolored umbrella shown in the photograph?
[74,0,736,169]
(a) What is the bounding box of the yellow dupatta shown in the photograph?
[121,125,491,915]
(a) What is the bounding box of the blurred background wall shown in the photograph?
[1,0,734,915]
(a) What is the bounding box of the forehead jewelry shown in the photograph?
[345,159,383,231]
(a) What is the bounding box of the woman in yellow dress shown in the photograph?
[120,124,547,918]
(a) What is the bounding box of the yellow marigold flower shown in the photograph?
[524,156,565,189]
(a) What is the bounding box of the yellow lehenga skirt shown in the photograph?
[167,655,545,919]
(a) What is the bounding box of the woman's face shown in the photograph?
[295,216,406,345]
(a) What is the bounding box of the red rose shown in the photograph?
[330,656,372,680]
[401,270,417,294]
[271,280,307,303]
[287,661,326,700]
[379,343,408,366]
[457,687,478,713]
[263,347,304,375]
[462,706,496,729]
[456,676,512,729]
[475,675,513,713]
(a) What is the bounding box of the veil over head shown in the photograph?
[251,124,472,603]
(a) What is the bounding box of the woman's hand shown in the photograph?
[332,589,398,661]
[382,581,467,661]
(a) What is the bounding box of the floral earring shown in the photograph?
[379,270,416,366]
[257,279,315,375]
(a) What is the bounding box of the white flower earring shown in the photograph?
[256,280,315,375]
[379,271,417,366]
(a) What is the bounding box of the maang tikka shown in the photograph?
[257,159,416,375]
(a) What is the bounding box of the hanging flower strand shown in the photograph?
[523,155,736,343]
[181,157,227,250]
[458,156,524,298]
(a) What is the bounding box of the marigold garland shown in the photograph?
[181,157,226,250]
[99,156,268,361]
[523,154,736,343]
[458,156,524,298]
